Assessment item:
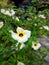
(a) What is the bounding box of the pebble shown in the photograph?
[38,37,49,47]
[45,55,49,63]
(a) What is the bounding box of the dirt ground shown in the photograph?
[38,36,49,65]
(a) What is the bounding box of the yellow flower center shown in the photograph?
[34,43,38,46]
[19,33,23,37]
[18,31,25,38]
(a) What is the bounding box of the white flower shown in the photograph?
[1,9,15,16]
[0,21,4,28]
[16,42,25,49]
[1,9,6,14]
[17,61,25,65]
[43,26,49,30]
[38,14,46,19]
[9,27,31,42]
[32,42,41,50]
[5,10,15,16]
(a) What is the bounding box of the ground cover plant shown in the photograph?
[0,0,49,65]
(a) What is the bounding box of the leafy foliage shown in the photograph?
[0,0,49,65]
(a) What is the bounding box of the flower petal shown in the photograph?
[9,30,18,40]
[38,14,46,19]
[25,30,31,38]
[0,22,4,28]
[1,9,6,14]
[17,61,25,65]
[17,27,24,33]
[43,26,49,30]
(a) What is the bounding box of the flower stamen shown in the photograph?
[34,43,37,46]
[19,33,23,37]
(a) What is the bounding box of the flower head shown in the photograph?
[38,14,46,19]
[0,21,4,28]
[17,61,25,65]
[9,27,31,42]
[43,26,49,30]
[5,10,15,16]
[1,9,6,14]
[1,9,15,16]
[32,42,41,50]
